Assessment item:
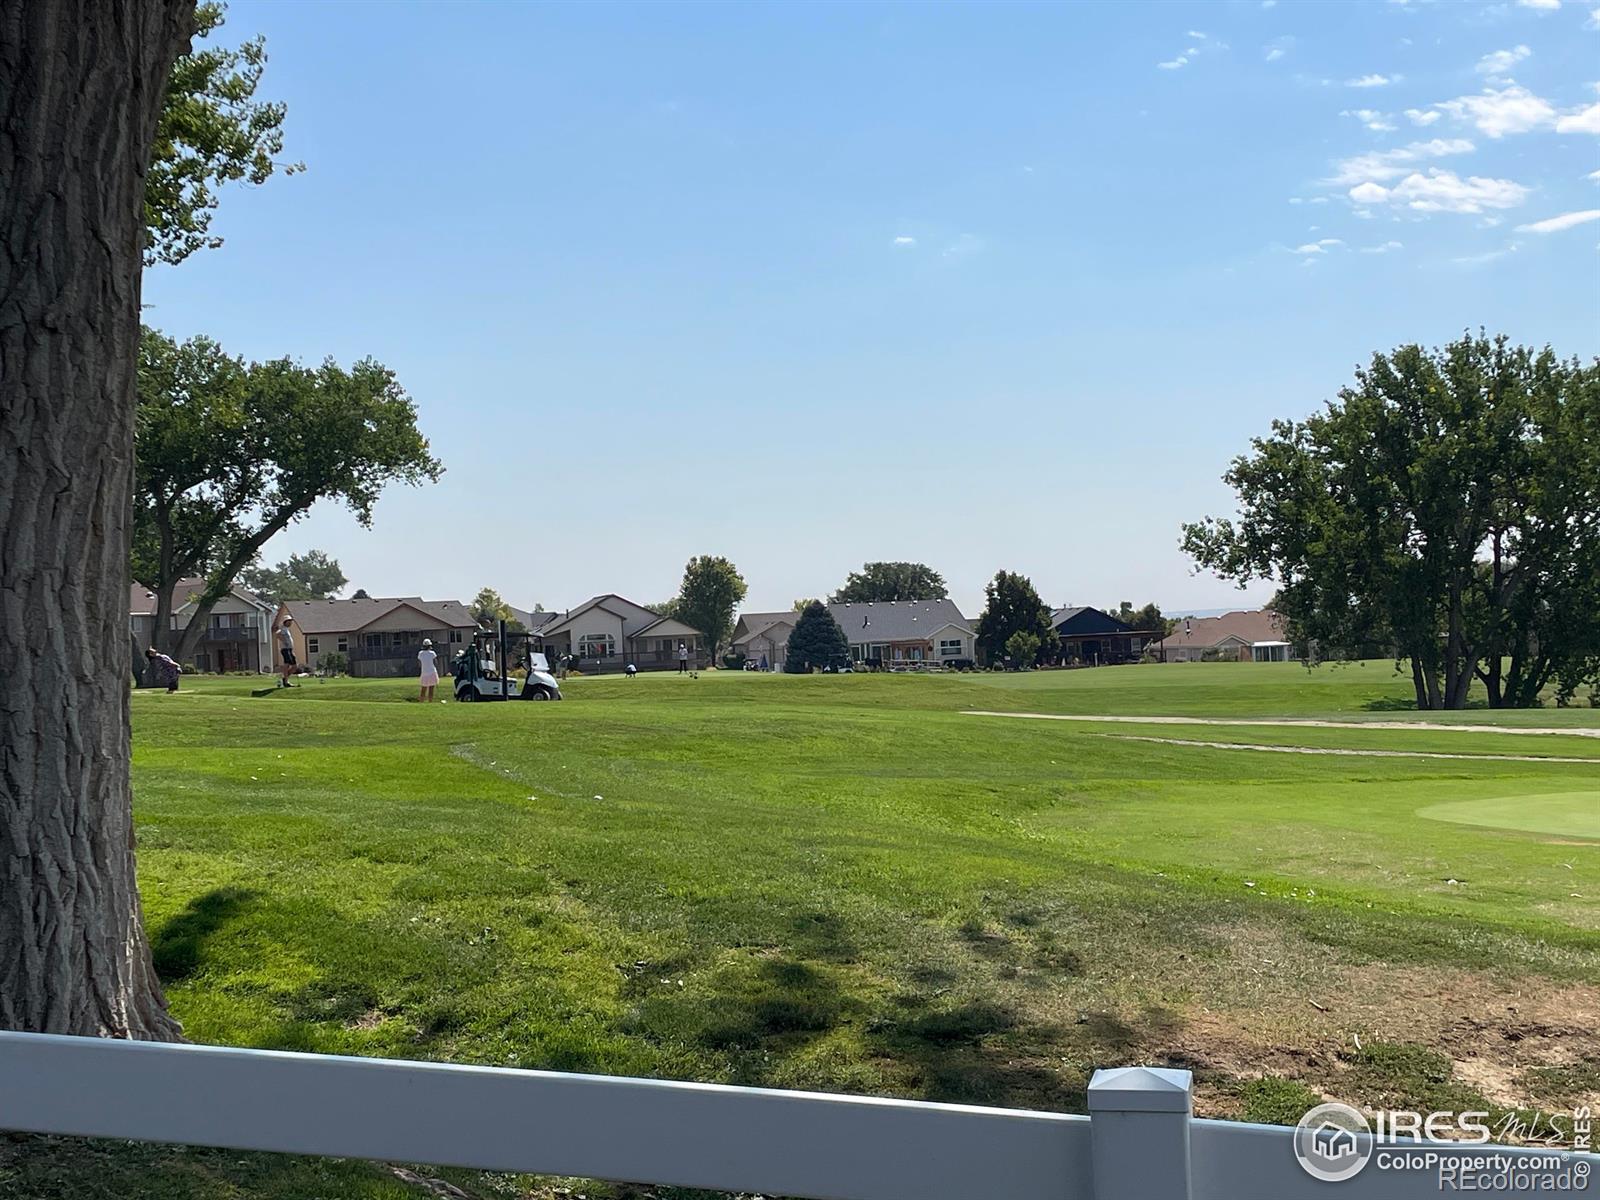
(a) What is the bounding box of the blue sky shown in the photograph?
[143,0,1600,617]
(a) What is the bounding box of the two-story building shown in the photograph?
[130,578,276,673]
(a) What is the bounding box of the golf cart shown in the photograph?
[453,621,562,702]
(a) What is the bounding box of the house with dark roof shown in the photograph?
[829,599,976,668]
[1050,606,1160,666]
[130,577,276,673]
[735,600,977,670]
[276,596,478,677]
[536,595,707,672]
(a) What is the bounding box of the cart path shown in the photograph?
[962,711,1600,738]
[1092,733,1600,766]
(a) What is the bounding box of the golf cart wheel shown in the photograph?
[528,686,553,701]
[459,686,479,702]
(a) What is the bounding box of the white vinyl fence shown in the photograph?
[0,1032,1590,1199]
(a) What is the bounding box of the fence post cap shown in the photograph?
[1087,1066,1194,1113]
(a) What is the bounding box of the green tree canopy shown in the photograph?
[975,570,1057,666]
[831,561,947,603]
[134,328,442,662]
[674,555,748,656]
[471,587,525,633]
[1182,333,1599,709]
[1107,600,1173,636]
[146,2,300,265]
[785,601,851,672]
[241,550,346,603]
[1004,630,1042,670]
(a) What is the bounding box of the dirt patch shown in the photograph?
[1144,961,1600,1117]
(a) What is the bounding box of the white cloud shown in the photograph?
[1555,101,1600,133]
[1405,108,1442,126]
[1262,0,1277,7]
[1326,137,1475,187]
[1388,169,1531,213]
[1453,245,1520,266]
[1292,238,1345,255]
[1516,0,1560,8]
[1265,46,1285,61]
[1158,32,1227,70]
[892,236,916,247]
[1588,168,1600,181]
[1343,108,1397,131]
[1435,84,1557,137]
[1588,7,1600,29]
[1350,181,1391,204]
[1347,74,1397,88]
[1360,240,1405,253]
[1515,208,1600,232]
[1476,46,1532,77]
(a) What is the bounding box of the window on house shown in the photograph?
[449,630,463,643]
[365,633,383,650]
[391,632,409,648]
[307,637,320,656]
[337,636,348,653]
[939,639,963,656]
[578,633,615,657]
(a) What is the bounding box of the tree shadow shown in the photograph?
[149,887,258,982]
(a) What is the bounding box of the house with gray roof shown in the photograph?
[733,599,977,670]
[276,596,478,677]
[535,594,707,672]
[729,611,800,670]
[828,598,976,668]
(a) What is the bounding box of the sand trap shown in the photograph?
[1094,733,1600,766]
[963,711,1600,738]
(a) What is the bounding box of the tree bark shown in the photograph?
[1,0,196,1038]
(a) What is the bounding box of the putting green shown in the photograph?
[1418,792,1600,840]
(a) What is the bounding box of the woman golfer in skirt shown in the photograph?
[417,638,440,703]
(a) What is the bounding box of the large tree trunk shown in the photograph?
[0,0,196,1038]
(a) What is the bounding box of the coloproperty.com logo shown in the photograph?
[1293,1101,1594,1189]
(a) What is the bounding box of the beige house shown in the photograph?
[130,577,276,672]
[276,597,478,678]
[536,594,706,672]
[1159,609,1293,662]
[730,611,798,670]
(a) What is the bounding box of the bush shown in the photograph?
[317,652,349,675]
[722,652,747,670]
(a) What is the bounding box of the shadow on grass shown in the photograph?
[150,887,258,982]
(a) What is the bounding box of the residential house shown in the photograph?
[729,611,799,670]
[130,577,276,672]
[826,599,976,668]
[1051,606,1160,666]
[536,595,706,672]
[1159,609,1293,662]
[277,597,478,678]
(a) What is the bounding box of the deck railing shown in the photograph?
[0,1032,1588,1199]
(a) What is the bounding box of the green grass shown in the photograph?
[1418,792,1600,838]
[6,662,1598,1199]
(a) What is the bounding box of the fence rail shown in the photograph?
[0,1032,1588,1199]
